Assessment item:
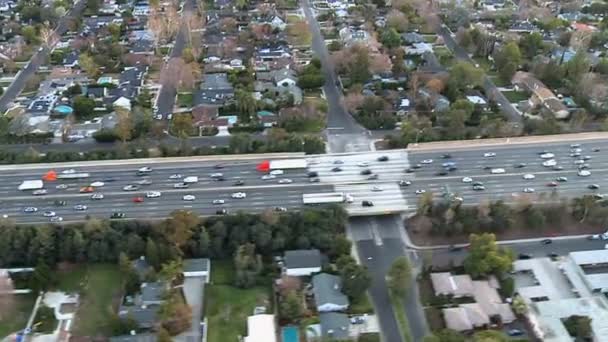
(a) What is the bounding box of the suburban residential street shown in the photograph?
[0,0,87,113]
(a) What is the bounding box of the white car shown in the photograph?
[138,166,152,173]
[578,170,591,177]
[91,193,104,200]
[462,177,473,183]
[56,184,69,190]
[24,207,38,213]
[210,173,223,178]
[261,174,276,180]
[136,179,152,185]
[169,174,183,179]
[145,191,161,198]
[358,162,370,167]
[571,148,582,153]
[523,174,535,180]
[91,181,105,187]
[50,216,63,223]
[484,152,496,157]
[491,168,505,174]
[415,189,426,195]
[278,179,293,184]
[62,169,77,174]
[123,185,139,191]
[231,192,247,199]
[540,153,554,159]
[371,186,383,192]
[420,159,433,164]
[174,183,189,189]
[212,199,225,205]
[574,159,585,165]
[74,205,88,211]
[523,188,535,193]
[542,159,557,167]
[43,211,56,217]
[270,169,284,176]
[183,195,196,201]
[33,189,47,195]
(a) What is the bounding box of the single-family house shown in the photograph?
[118,305,159,329]
[511,71,569,119]
[62,51,79,68]
[339,27,370,46]
[273,68,297,87]
[183,258,210,278]
[113,96,132,111]
[319,312,350,340]
[430,272,475,298]
[256,110,278,127]
[312,273,349,312]
[195,73,235,106]
[283,249,322,276]
[140,282,166,306]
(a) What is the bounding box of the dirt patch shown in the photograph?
[407,213,602,246]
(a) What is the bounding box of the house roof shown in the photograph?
[272,68,297,83]
[183,258,210,273]
[319,312,349,340]
[140,282,165,303]
[284,249,322,270]
[312,273,349,308]
[201,73,233,91]
[118,305,159,328]
[244,314,277,342]
[430,272,474,297]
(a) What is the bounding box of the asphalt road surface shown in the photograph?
[0,0,87,112]
[2,159,332,223]
[405,140,608,206]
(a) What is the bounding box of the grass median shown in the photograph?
[389,292,413,342]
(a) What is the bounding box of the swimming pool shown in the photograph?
[282,326,299,342]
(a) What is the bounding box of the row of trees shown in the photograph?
[0,207,350,268]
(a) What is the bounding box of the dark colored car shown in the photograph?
[405,168,415,173]
[307,171,318,178]
[541,239,552,245]
[588,184,600,190]
[362,200,374,207]
[216,209,228,215]
[377,155,389,162]
[514,163,526,168]
[441,154,451,159]
[332,167,342,172]
[435,171,448,176]
[518,253,532,260]
[367,174,379,180]
[110,212,126,219]
[54,200,67,206]
[309,178,320,183]
[360,169,372,175]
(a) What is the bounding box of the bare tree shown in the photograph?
[40,23,58,49]
[0,273,15,320]
[115,108,133,143]
[161,57,199,90]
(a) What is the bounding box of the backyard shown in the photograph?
[0,294,36,338]
[60,264,124,337]
[205,260,271,342]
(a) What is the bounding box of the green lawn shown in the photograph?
[349,294,374,314]
[503,90,529,103]
[206,261,271,342]
[390,293,413,342]
[177,92,194,108]
[489,75,509,87]
[0,294,36,338]
[68,264,124,336]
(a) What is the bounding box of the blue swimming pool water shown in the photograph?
[282,326,299,342]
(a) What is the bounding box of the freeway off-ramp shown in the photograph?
[3,137,608,223]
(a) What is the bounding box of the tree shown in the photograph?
[280,290,304,322]
[571,195,597,223]
[235,89,257,123]
[145,238,160,269]
[565,50,591,83]
[519,32,544,59]
[424,329,466,342]
[525,207,546,229]
[72,96,96,119]
[495,42,521,82]
[21,26,38,44]
[381,28,401,49]
[338,256,371,299]
[78,53,99,78]
[115,108,133,143]
[447,62,484,98]
[511,295,528,315]
[387,256,412,297]
[463,233,514,278]
[563,315,592,339]
[171,113,193,138]
[234,243,262,288]
[30,260,55,293]
[157,327,172,342]
[387,10,408,32]
[235,0,249,10]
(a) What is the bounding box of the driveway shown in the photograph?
[174,276,205,342]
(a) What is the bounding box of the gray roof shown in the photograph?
[201,73,233,91]
[183,258,210,273]
[140,282,165,303]
[110,333,157,342]
[284,249,321,270]
[319,312,350,340]
[118,305,159,328]
[312,273,349,308]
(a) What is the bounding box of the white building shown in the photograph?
[244,314,277,342]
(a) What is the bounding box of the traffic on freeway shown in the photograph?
[405,141,608,205]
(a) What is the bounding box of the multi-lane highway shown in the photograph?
[406,139,607,205]
[4,138,608,224]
